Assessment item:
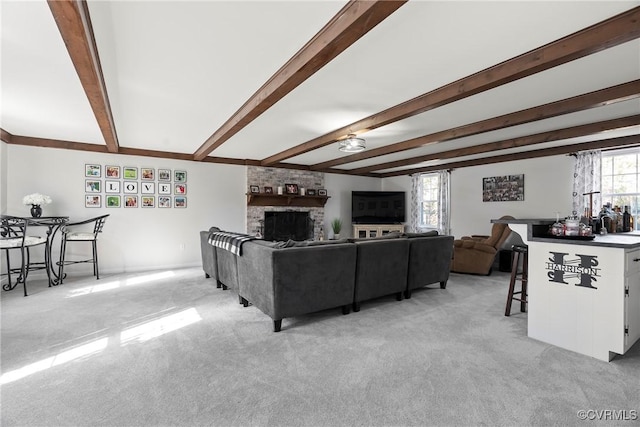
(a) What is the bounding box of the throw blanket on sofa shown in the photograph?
[208,231,256,256]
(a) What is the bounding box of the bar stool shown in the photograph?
[505,244,528,316]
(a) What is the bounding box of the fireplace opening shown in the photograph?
[263,211,314,241]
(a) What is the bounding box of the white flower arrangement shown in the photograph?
[23,193,52,206]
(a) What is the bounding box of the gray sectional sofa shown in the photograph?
[200,229,454,332]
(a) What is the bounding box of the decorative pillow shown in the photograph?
[403,230,439,238]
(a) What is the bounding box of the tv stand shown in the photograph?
[353,224,404,239]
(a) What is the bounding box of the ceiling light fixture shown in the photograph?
[338,134,366,153]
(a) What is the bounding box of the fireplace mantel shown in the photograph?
[246,193,330,208]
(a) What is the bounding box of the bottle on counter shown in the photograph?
[623,206,631,232]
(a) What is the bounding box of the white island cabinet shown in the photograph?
[493,218,640,362]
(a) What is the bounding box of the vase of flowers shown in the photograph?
[23,193,52,218]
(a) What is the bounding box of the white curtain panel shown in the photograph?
[572,150,601,218]
[437,170,451,235]
[410,173,421,232]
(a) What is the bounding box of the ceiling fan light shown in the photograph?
[339,134,366,153]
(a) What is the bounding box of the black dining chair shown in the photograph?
[58,214,109,283]
[1,215,47,296]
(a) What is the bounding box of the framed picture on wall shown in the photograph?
[307,189,316,196]
[482,174,525,202]
[85,164,101,178]
[105,181,121,193]
[175,196,187,208]
[250,185,259,193]
[106,195,121,208]
[85,195,101,208]
[142,196,155,208]
[124,195,138,208]
[141,168,155,180]
[158,196,171,208]
[174,170,187,183]
[123,167,138,180]
[106,166,120,178]
[158,183,171,195]
[141,182,155,194]
[285,183,298,195]
[123,181,138,194]
[85,180,101,193]
[318,189,327,196]
[158,169,171,181]
[175,184,187,195]
[264,186,273,194]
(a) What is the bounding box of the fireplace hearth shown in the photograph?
[263,211,314,241]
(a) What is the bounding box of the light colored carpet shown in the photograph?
[1,267,638,427]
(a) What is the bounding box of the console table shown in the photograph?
[353,224,404,239]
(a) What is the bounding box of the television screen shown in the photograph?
[352,191,406,224]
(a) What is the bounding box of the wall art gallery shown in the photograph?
[84,164,187,209]
[482,174,524,202]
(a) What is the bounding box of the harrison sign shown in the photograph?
[545,252,601,289]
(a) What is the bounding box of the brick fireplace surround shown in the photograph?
[246,166,325,240]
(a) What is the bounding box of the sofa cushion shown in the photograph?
[403,230,439,238]
[348,231,402,243]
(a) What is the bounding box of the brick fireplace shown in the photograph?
[246,166,325,240]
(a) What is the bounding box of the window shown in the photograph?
[418,173,440,228]
[601,148,639,230]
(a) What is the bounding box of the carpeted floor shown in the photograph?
[1,267,639,427]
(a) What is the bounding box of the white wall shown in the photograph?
[0,141,7,213]
[4,145,247,275]
[381,156,574,238]
[450,156,574,237]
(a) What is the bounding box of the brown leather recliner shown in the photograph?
[451,216,515,275]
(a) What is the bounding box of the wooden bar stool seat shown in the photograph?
[505,244,528,316]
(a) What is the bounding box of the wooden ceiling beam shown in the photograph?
[378,134,640,178]
[47,0,119,153]
[192,0,407,161]
[262,6,640,166]
[1,128,13,144]
[348,115,640,174]
[311,80,640,170]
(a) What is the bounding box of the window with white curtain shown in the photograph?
[601,147,639,229]
[418,173,440,228]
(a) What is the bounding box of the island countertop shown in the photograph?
[491,218,640,249]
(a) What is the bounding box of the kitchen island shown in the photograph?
[492,218,640,362]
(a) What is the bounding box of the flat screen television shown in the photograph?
[352,191,406,224]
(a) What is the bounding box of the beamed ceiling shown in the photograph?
[2,1,640,177]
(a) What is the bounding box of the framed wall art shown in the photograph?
[124,195,138,208]
[318,189,327,196]
[85,195,101,208]
[105,181,121,193]
[264,186,273,194]
[106,166,120,178]
[250,185,259,193]
[141,168,154,180]
[175,196,187,208]
[141,182,155,194]
[106,195,121,208]
[285,183,298,195]
[85,164,101,178]
[158,196,171,208]
[123,167,138,180]
[174,170,187,183]
[158,183,171,195]
[85,180,101,193]
[123,182,138,194]
[158,169,171,181]
[482,174,525,202]
[142,196,155,208]
[175,184,187,195]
